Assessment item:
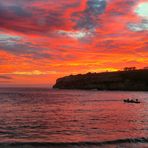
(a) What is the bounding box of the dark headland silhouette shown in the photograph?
[53,68,148,91]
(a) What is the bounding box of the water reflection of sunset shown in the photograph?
[0,89,147,143]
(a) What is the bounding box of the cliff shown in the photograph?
[53,69,148,91]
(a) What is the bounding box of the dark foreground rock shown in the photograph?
[53,69,148,91]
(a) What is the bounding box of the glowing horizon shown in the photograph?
[0,0,148,86]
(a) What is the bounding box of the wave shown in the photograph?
[0,137,147,147]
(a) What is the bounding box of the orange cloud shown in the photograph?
[0,0,147,86]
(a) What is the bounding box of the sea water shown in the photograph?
[0,88,147,147]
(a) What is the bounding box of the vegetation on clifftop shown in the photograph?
[53,69,148,91]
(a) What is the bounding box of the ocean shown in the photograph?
[0,88,147,148]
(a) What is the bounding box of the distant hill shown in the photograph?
[53,69,148,91]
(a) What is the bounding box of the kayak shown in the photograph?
[123,99,140,103]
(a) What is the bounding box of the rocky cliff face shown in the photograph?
[53,70,148,91]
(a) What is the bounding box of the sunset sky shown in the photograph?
[0,0,148,87]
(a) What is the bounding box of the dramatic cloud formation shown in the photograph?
[0,0,147,86]
[73,0,106,29]
[128,2,148,31]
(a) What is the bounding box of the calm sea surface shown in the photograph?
[0,88,147,147]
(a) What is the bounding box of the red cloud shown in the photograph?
[0,0,147,86]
